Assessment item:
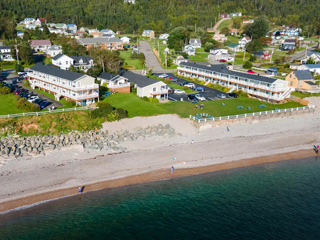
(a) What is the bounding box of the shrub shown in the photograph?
[163,78,171,84]
[0,87,10,95]
[91,102,113,118]
[16,98,38,111]
[116,108,128,119]
[148,97,159,103]
[0,82,3,88]
[249,55,257,62]
[243,61,253,69]
[222,87,229,92]
[23,79,31,88]
[142,96,149,102]
[64,99,76,107]
[183,86,189,91]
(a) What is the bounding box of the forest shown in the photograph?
[0,0,320,35]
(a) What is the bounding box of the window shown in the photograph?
[153,87,157,92]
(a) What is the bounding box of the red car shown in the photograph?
[220,59,227,62]
[247,70,255,74]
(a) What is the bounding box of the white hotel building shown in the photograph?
[178,62,294,103]
[28,64,99,106]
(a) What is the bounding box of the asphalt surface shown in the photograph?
[154,73,233,102]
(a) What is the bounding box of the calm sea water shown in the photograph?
[1,156,320,240]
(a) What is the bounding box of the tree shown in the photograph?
[220,27,229,35]
[245,16,270,39]
[243,61,253,69]
[92,49,122,74]
[245,39,263,54]
[204,42,214,52]
[307,58,315,64]
[168,27,188,49]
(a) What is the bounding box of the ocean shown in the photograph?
[1,156,320,240]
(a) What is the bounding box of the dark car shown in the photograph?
[180,81,189,86]
[195,86,205,92]
[168,87,175,93]
[33,98,43,105]
[188,94,198,101]
[0,75,6,81]
[228,93,239,98]
[14,89,22,95]
[40,100,51,109]
[23,92,31,99]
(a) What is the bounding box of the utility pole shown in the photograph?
[243,48,246,61]
[211,22,212,28]
[165,51,167,69]
[270,49,274,63]
[305,45,308,60]
[15,39,19,65]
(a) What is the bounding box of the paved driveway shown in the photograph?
[154,73,233,102]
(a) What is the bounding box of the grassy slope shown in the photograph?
[0,94,25,114]
[104,93,303,118]
[119,51,143,70]
[218,19,231,31]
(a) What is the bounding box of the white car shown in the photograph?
[183,83,195,89]
[159,74,169,78]
[195,94,206,101]
[217,93,226,99]
[28,96,39,103]
[174,89,185,94]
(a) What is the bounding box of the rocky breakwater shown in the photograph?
[0,124,178,158]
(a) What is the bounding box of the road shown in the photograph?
[290,45,317,62]
[212,18,230,32]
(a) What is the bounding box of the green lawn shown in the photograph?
[218,19,231,31]
[119,51,143,70]
[0,94,26,115]
[44,57,52,65]
[227,35,239,43]
[291,91,320,98]
[16,25,25,31]
[103,93,303,118]
[188,47,209,62]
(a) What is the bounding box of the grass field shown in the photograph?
[291,91,320,98]
[218,19,231,31]
[103,93,303,118]
[119,51,143,70]
[0,94,26,115]
[188,47,209,62]
[227,35,240,43]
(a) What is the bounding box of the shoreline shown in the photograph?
[0,149,316,213]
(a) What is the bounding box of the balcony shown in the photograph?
[150,89,169,95]
[108,83,130,89]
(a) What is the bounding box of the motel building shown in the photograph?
[28,64,99,106]
[178,62,295,103]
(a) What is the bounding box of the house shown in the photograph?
[206,28,215,33]
[189,38,201,48]
[183,45,195,56]
[0,46,14,61]
[178,62,295,103]
[219,13,229,18]
[21,18,35,25]
[47,23,56,28]
[46,45,63,57]
[213,31,227,42]
[26,23,37,30]
[97,72,130,93]
[35,18,46,26]
[102,33,115,38]
[17,31,24,38]
[49,28,64,34]
[132,46,139,54]
[243,20,254,24]
[174,55,188,65]
[228,29,238,35]
[253,50,271,60]
[227,43,242,52]
[56,23,67,30]
[90,32,103,38]
[69,31,85,39]
[289,64,300,70]
[282,38,296,50]
[285,70,318,90]
[120,36,131,44]
[124,0,135,3]
[30,40,52,51]
[230,12,242,17]
[238,37,251,49]
[159,33,169,40]
[304,52,320,63]
[297,64,320,75]
[142,30,155,39]
[208,48,234,62]
[77,38,123,50]
[100,29,115,35]
[28,64,99,106]
[52,54,94,71]
[67,24,77,33]
[121,70,169,100]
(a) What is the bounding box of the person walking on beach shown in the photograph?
[171,166,174,174]
[191,140,194,144]
[227,126,230,132]
[78,186,85,194]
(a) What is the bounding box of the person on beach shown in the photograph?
[171,166,174,174]
[313,145,319,154]
[227,126,230,132]
[78,186,85,194]
[191,140,194,144]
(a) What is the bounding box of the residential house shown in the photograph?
[227,43,242,52]
[46,45,63,57]
[183,45,195,56]
[178,62,295,103]
[35,18,46,26]
[208,48,233,61]
[52,54,94,71]
[297,64,320,75]
[30,40,52,51]
[289,64,300,70]
[174,55,188,65]
[282,38,296,50]
[102,33,115,38]
[49,28,64,34]
[253,50,271,60]
[213,31,227,42]
[20,18,35,25]
[206,28,215,33]
[228,29,238,35]
[28,64,99,106]
[132,46,139,54]
[230,12,242,17]
[0,41,3,46]
[88,29,99,34]
[243,20,254,24]
[77,38,123,50]
[69,31,85,39]
[285,70,318,90]
[17,31,24,38]
[124,0,135,3]
[26,23,37,30]
[121,70,169,100]
[304,52,320,63]
[159,33,169,40]
[238,37,251,49]
[100,29,115,35]
[46,23,56,28]
[189,38,201,48]
[142,30,155,39]
[120,36,131,44]
[97,72,130,93]
[90,32,103,38]
[67,24,77,33]
[0,46,14,61]
[56,23,67,30]
[219,13,229,18]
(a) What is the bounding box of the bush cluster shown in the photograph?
[141,96,159,103]
[64,99,76,107]
[163,78,171,84]
[233,90,248,97]
[16,97,40,112]
[91,101,128,121]
[0,86,10,95]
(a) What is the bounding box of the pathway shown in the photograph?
[212,18,230,32]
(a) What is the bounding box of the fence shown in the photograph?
[190,105,316,125]
[0,106,98,119]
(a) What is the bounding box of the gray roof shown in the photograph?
[98,72,116,80]
[0,46,10,50]
[70,56,93,64]
[77,37,122,45]
[305,81,317,86]
[294,70,314,80]
[120,70,159,87]
[52,53,64,61]
[180,62,278,84]
[30,63,84,81]
[305,64,320,69]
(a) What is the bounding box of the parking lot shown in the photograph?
[154,73,233,102]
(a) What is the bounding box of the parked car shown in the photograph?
[183,83,196,89]
[14,89,22,95]
[33,98,43,105]
[40,100,51,109]
[247,70,255,74]
[169,78,178,82]
[217,93,226,98]
[28,96,39,103]
[220,59,227,62]
[180,81,189,86]
[168,87,175,93]
[195,86,205,92]
[188,94,198,101]
[159,74,169,78]
[18,71,27,77]
[0,75,6,81]
[228,93,239,98]
[174,89,185,94]
[195,94,206,101]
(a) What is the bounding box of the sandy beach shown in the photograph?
[1,97,320,213]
